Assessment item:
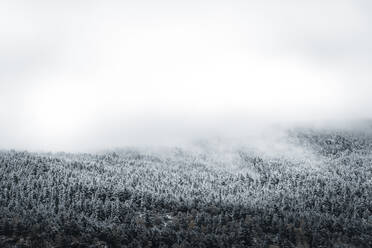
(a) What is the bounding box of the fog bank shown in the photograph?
[1,0,372,151]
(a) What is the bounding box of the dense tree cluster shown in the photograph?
[1,129,372,247]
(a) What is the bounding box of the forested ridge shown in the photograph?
[1,128,372,247]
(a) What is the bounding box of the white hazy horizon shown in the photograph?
[1,0,372,151]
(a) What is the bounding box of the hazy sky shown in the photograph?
[1,0,371,151]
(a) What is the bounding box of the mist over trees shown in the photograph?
[1,128,372,247]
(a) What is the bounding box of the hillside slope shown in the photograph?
[1,128,372,247]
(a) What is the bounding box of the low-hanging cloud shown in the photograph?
[1,0,372,151]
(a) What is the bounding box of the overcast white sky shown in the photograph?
[1,0,371,151]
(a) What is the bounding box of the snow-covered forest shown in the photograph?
[1,127,372,247]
